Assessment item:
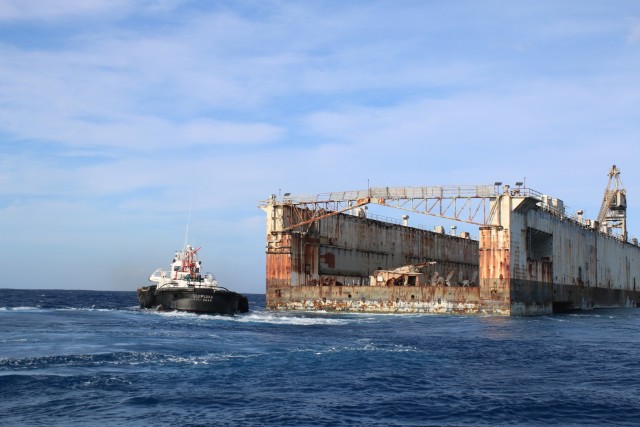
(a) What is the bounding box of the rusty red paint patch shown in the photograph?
[324,252,335,268]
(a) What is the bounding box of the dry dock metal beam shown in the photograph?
[269,185,515,231]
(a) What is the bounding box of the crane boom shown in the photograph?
[597,165,627,240]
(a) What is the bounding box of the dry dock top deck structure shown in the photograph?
[260,166,640,315]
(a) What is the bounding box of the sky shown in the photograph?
[1,0,639,293]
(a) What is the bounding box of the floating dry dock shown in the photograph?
[260,166,640,315]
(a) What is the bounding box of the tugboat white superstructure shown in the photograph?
[137,244,249,315]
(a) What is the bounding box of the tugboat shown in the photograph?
[137,244,249,315]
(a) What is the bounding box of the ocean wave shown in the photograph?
[248,310,425,326]
[140,308,351,326]
[57,306,140,312]
[0,351,258,371]
[0,306,41,311]
[230,312,350,326]
[142,309,202,319]
[0,306,139,313]
[303,342,419,355]
[57,307,116,312]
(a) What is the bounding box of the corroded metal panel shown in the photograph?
[313,213,479,281]
[268,285,490,315]
[510,280,553,315]
[551,284,638,310]
[478,226,511,314]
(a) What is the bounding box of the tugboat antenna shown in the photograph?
[183,207,192,249]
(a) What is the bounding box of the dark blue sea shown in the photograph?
[2,289,640,426]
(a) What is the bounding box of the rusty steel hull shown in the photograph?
[507,194,640,315]
[263,194,640,316]
[265,281,639,315]
[509,280,639,315]
[267,285,488,314]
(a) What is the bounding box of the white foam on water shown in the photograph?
[245,309,429,325]
[138,309,201,320]
[229,311,350,326]
[58,307,115,312]
[138,307,351,325]
[0,306,40,311]
[302,342,418,356]
[0,350,262,371]
[1,306,137,313]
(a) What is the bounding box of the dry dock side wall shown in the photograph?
[507,196,640,315]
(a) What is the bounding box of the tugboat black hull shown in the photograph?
[137,285,249,315]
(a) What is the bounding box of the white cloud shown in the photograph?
[0,107,284,149]
[0,0,131,20]
[181,119,284,145]
[628,22,640,44]
[0,0,191,21]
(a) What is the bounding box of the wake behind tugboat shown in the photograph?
[137,244,249,315]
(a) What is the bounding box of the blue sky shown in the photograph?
[1,1,639,293]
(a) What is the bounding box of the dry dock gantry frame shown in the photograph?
[260,166,640,315]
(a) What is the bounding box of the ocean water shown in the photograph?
[1,289,640,426]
